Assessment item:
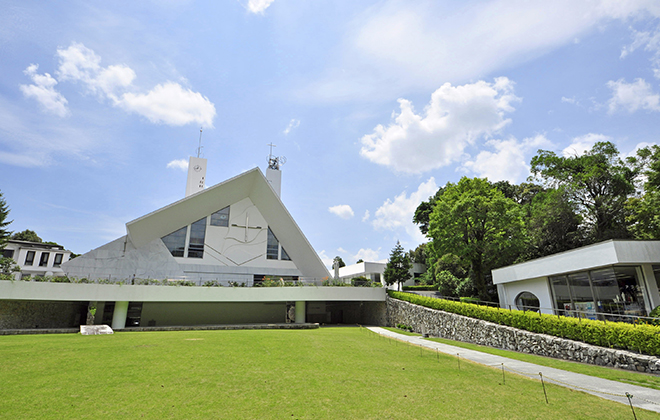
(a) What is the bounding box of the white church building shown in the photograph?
[0,152,386,330]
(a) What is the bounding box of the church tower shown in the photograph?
[185,129,207,197]
[266,143,284,198]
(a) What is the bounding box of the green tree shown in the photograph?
[413,188,445,235]
[355,259,364,264]
[383,241,412,291]
[627,145,660,239]
[11,229,42,243]
[407,243,427,264]
[427,177,524,301]
[0,257,19,279]
[332,256,345,268]
[0,191,12,250]
[530,141,639,242]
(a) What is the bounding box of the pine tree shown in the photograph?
[383,241,412,291]
[0,191,12,250]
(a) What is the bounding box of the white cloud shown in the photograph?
[121,83,216,127]
[19,64,69,117]
[354,248,383,263]
[372,177,438,243]
[360,78,519,174]
[283,118,300,135]
[317,249,335,272]
[247,0,275,14]
[561,96,577,104]
[562,133,611,157]
[607,78,660,113]
[23,42,216,126]
[621,24,660,78]
[463,135,551,183]
[307,1,660,101]
[328,204,354,219]
[362,210,370,222]
[166,159,188,170]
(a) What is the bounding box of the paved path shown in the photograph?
[368,326,660,414]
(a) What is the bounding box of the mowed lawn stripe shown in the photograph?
[0,327,657,419]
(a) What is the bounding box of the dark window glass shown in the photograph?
[162,226,188,257]
[612,266,646,317]
[2,249,14,259]
[590,268,623,315]
[210,206,230,227]
[39,252,50,267]
[549,275,571,314]
[187,217,207,258]
[267,228,279,260]
[281,247,291,261]
[515,291,540,311]
[25,251,35,266]
[567,272,595,318]
[53,253,63,267]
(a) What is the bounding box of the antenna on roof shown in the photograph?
[196,127,203,158]
[267,142,286,170]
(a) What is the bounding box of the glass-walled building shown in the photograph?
[492,240,660,320]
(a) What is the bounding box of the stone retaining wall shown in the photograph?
[0,300,87,329]
[387,296,660,374]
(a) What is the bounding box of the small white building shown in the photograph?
[1,240,71,280]
[492,240,660,319]
[337,261,426,288]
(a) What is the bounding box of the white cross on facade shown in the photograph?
[231,212,262,242]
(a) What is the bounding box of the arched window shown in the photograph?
[515,291,540,312]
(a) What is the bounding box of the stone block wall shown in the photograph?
[387,296,660,374]
[0,300,87,329]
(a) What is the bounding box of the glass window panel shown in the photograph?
[567,272,596,319]
[550,275,571,314]
[590,268,624,315]
[24,250,35,266]
[187,217,207,258]
[53,253,63,267]
[515,291,540,311]
[39,252,49,267]
[613,266,646,317]
[267,228,279,260]
[281,247,291,261]
[210,206,230,227]
[2,249,14,259]
[162,226,188,257]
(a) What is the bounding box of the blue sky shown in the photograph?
[2,1,660,270]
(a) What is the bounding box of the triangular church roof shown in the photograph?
[126,167,329,279]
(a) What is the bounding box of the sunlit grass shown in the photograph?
[0,327,657,419]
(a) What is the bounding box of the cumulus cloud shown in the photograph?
[562,133,611,157]
[24,42,216,126]
[283,118,300,135]
[166,159,189,170]
[360,78,519,174]
[607,78,660,113]
[372,177,438,243]
[317,249,335,272]
[247,0,275,14]
[362,210,370,222]
[463,135,551,183]
[19,64,69,117]
[354,248,382,262]
[561,96,577,104]
[328,204,355,219]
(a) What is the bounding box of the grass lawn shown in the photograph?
[1,327,658,419]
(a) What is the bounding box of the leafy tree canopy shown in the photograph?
[383,241,412,291]
[332,256,346,268]
[427,177,524,301]
[11,229,42,243]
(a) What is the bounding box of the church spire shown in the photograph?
[266,143,285,197]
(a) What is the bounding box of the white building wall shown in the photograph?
[499,277,554,315]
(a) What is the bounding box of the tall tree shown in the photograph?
[0,191,12,250]
[530,141,639,242]
[413,188,445,235]
[427,177,524,301]
[11,229,42,243]
[627,145,660,239]
[332,256,346,268]
[383,241,412,291]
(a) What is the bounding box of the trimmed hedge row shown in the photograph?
[402,285,438,291]
[388,291,660,357]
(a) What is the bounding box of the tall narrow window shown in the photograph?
[267,228,279,260]
[281,247,291,261]
[187,217,207,258]
[39,252,50,267]
[25,251,35,266]
[162,226,188,257]
[210,206,230,227]
[53,253,63,267]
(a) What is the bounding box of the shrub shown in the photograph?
[402,285,438,291]
[650,305,660,318]
[388,290,660,357]
[396,323,413,332]
[203,280,222,287]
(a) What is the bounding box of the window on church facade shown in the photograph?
[210,206,230,227]
[187,217,207,258]
[267,228,279,260]
[162,226,188,257]
[281,247,291,261]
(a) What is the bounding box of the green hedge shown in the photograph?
[388,291,660,357]
[402,285,438,291]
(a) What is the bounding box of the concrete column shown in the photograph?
[111,301,129,330]
[295,301,306,324]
